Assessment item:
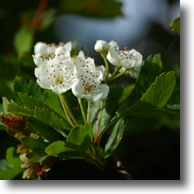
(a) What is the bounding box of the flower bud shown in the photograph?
[94,40,109,52]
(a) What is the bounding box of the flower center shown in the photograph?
[84,84,93,93]
[54,74,64,84]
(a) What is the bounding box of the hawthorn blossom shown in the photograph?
[107,41,143,78]
[32,42,72,66]
[34,57,77,94]
[72,67,109,102]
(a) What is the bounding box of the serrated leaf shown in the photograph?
[105,119,125,158]
[7,93,71,131]
[0,147,22,180]
[140,71,176,109]
[170,16,180,33]
[14,27,33,54]
[45,141,66,157]
[14,77,45,102]
[118,54,164,113]
[27,120,65,142]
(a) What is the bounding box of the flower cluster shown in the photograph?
[33,42,109,101]
[33,40,143,101]
[95,40,143,78]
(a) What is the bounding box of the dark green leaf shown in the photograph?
[45,141,66,157]
[105,119,125,158]
[60,0,123,18]
[140,71,176,109]
[170,16,180,33]
[27,120,65,142]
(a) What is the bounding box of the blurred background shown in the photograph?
[0,0,180,179]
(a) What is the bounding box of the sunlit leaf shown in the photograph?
[170,16,180,33]
[140,71,176,109]
[0,147,22,180]
[14,27,33,54]
[45,141,66,157]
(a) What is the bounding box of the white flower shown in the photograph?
[72,67,109,102]
[94,40,109,52]
[33,42,72,66]
[107,41,143,78]
[35,57,77,94]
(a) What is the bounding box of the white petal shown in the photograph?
[128,49,143,67]
[77,68,103,84]
[92,84,109,101]
[73,56,95,71]
[107,41,121,66]
[55,42,72,57]
[96,65,106,80]
[71,80,84,98]
[34,42,47,55]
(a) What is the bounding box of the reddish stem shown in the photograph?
[30,0,48,31]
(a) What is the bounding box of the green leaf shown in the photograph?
[66,124,93,149]
[45,141,66,157]
[104,119,125,158]
[0,147,22,180]
[140,54,163,86]
[7,93,71,131]
[140,71,176,109]
[44,90,66,119]
[14,27,33,54]
[170,16,180,33]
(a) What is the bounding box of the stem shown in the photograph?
[111,65,122,77]
[87,101,91,124]
[30,0,48,31]
[78,98,87,124]
[101,53,109,81]
[109,69,128,82]
[59,94,77,127]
